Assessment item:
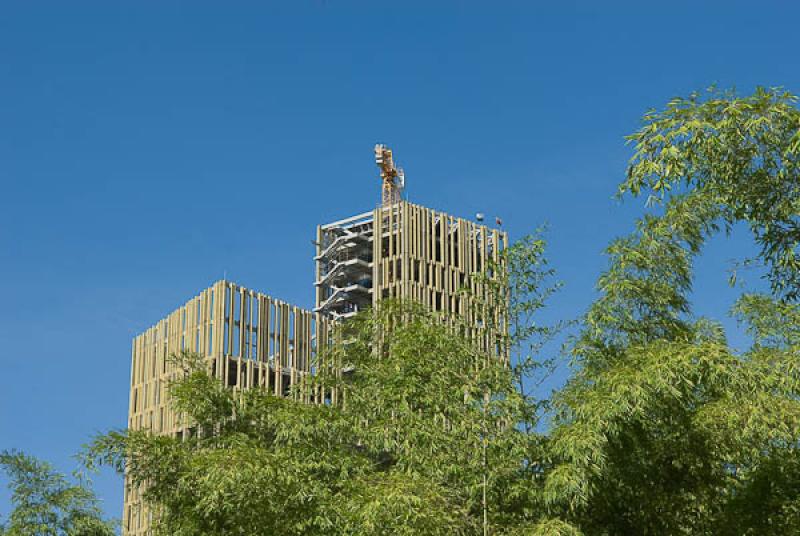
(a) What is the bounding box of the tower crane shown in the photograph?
[374,144,404,206]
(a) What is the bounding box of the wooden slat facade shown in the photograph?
[123,280,328,536]
[371,201,508,347]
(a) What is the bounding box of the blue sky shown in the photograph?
[1,0,798,522]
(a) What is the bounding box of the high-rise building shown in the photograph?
[315,201,507,352]
[123,147,507,535]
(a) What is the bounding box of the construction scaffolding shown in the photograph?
[314,210,375,320]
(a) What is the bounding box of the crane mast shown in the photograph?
[374,144,404,206]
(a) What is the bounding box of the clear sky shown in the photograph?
[1,0,798,522]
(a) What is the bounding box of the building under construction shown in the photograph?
[123,146,508,535]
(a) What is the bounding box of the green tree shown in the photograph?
[622,86,800,300]
[539,87,800,534]
[84,87,800,535]
[0,450,115,536]
[86,236,560,536]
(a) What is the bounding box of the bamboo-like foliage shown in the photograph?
[86,302,550,535]
[79,87,800,535]
[622,86,800,301]
[540,87,800,534]
[86,231,560,535]
[0,451,116,536]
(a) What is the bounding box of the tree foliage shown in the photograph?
[86,308,543,534]
[542,86,800,534]
[622,86,800,300]
[85,233,560,535]
[79,87,800,534]
[0,450,115,536]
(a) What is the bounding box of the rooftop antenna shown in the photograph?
[374,144,404,206]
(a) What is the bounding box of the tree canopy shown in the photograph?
[0,450,115,536]
[86,238,559,535]
[74,86,800,535]
[622,86,800,300]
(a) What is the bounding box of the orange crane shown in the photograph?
[374,144,404,206]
